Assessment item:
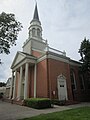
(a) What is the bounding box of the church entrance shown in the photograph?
[57,74,68,100]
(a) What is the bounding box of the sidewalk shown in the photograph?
[0,100,90,120]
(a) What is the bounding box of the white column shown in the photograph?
[24,63,29,99]
[17,66,22,100]
[34,64,37,98]
[12,71,17,99]
[9,72,14,99]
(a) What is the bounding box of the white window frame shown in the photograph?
[71,71,77,90]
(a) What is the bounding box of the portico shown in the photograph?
[9,4,48,101]
[10,52,37,100]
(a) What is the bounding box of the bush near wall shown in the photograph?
[24,98,51,109]
[0,93,3,99]
[51,99,66,106]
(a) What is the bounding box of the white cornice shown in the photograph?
[11,52,37,71]
[37,52,81,67]
[12,58,36,72]
[32,48,46,54]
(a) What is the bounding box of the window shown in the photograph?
[37,28,40,37]
[29,30,31,37]
[79,75,85,90]
[70,70,77,90]
[60,85,64,87]
[32,28,35,36]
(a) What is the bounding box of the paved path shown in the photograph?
[0,100,90,120]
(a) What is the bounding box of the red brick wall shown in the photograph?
[15,72,19,98]
[29,66,34,98]
[47,58,73,100]
[32,50,42,58]
[70,65,81,101]
[36,59,48,98]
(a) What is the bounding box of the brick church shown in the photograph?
[9,4,89,102]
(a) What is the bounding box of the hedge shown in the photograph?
[24,98,51,109]
[0,93,3,99]
[51,99,66,106]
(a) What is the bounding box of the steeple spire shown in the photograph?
[29,3,42,40]
[33,3,39,21]
[23,2,48,55]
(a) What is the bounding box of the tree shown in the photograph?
[0,12,22,55]
[78,37,90,74]
[0,82,6,87]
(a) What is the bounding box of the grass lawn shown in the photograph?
[20,107,90,120]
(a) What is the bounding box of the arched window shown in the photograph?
[32,28,35,37]
[70,70,77,90]
[37,28,40,37]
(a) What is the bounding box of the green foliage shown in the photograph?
[0,82,6,87]
[19,107,90,120]
[79,37,90,74]
[0,12,23,54]
[51,99,66,106]
[24,98,51,109]
[0,92,3,99]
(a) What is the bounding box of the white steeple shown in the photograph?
[28,3,42,40]
[23,3,48,55]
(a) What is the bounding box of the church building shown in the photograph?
[9,4,89,102]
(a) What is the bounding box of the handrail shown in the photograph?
[47,46,66,56]
[23,38,47,46]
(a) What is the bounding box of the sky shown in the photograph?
[0,0,90,82]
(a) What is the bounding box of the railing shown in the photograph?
[23,38,66,56]
[42,39,48,44]
[46,46,66,56]
[23,38,48,46]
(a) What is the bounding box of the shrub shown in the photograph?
[24,98,51,109]
[51,99,66,106]
[0,93,3,99]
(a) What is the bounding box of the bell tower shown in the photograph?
[28,3,42,40]
[23,3,48,56]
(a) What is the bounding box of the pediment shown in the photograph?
[57,74,66,81]
[11,52,25,68]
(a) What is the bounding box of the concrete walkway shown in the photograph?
[0,100,90,120]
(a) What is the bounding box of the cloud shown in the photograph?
[0,0,90,82]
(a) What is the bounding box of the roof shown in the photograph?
[11,51,37,69]
[33,3,39,21]
[21,52,37,59]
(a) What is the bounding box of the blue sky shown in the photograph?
[0,0,90,82]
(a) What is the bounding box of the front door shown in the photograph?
[57,74,68,100]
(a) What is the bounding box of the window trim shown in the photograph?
[70,70,77,90]
[79,74,85,90]
[32,28,36,37]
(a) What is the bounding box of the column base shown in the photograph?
[17,96,24,101]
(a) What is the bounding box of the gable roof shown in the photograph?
[11,51,26,69]
[11,51,37,69]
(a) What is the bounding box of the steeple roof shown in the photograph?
[33,3,39,21]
